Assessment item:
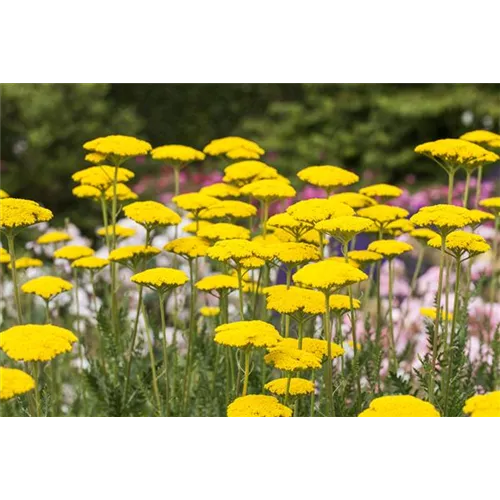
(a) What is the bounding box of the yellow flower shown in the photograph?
[0,367,35,400]
[226,147,261,160]
[358,395,440,417]
[266,213,310,239]
[0,324,78,362]
[214,320,282,348]
[278,338,344,360]
[367,240,413,258]
[253,166,283,182]
[410,204,475,231]
[71,256,109,270]
[297,165,359,191]
[329,294,361,313]
[72,166,135,188]
[200,306,220,317]
[265,286,325,315]
[479,197,500,215]
[198,200,257,220]
[0,198,53,230]
[164,237,210,259]
[36,231,71,245]
[467,209,495,226]
[315,215,373,244]
[410,228,439,242]
[240,179,296,201]
[329,192,376,208]
[172,193,219,213]
[84,152,106,164]
[124,201,181,229]
[150,144,205,164]
[72,185,101,199]
[359,183,403,199]
[459,130,500,147]
[293,260,368,291]
[83,135,152,158]
[199,183,241,199]
[0,189,10,199]
[427,231,490,258]
[131,267,188,293]
[326,256,360,268]
[207,239,256,264]
[265,377,314,396]
[96,225,136,239]
[183,220,213,234]
[0,248,10,264]
[227,394,291,417]
[420,308,453,322]
[8,257,43,270]
[255,242,320,265]
[204,137,265,156]
[196,274,239,293]
[415,138,499,172]
[108,245,160,267]
[21,276,73,300]
[265,345,322,371]
[197,222,250,241]
[357,205,409,229]
[53,245,94,261]
[287,198,354,224]
[347,250,383,265]
[463,391,500,417]
[385,219,415,236]
[104,183,138,201]
[223,161,275,184]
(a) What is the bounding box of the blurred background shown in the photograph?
[2,83,500,236]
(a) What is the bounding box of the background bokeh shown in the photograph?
[2,83,500,235]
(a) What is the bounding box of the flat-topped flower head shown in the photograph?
[226,147,261,160]
[108,245,160,268]
[172,192,219,213]
[200,306,220,317]
[460,130,500,147]
[104,183,138,201]
[297,165,359,192]
[21,276,73,300]
[0,189,10,199]
[207,239,256,264]
[198,200,257,220]
[428,231,490,258]
[415,138,499,172]
[164,237,210,259]
[265,286,324,315]
[358,395,440,417]
[385,219,415,236]
[267,213,310,239]
[124,201,181,229]
[72,166,135,189]
[463,391,500,417]
[150,144,205,164]
[421,307,453,322]
[254,166,283,182]
[204,137,265,157]
[0,248,10,264]
[84,152,106,164]
[410,204,475,232]
[367,240,413,259]
[265,377,314,397]
[83,135,152,158]
[348,249,383,265]
[0,367,35,400]
[467,209,495,227]
[96,225,136,239]
[287,198,354,224]
[196,274,239,293]
[227,394,291,417]
[293,260,368,291]
[316,215,373,244]
[240,179,296,201]
[278,337,344,360]
[359,183,403,199]
[329,192,376,209]
[256,242,320,266]
[183,220,213,234]
[0,324,77,362]
[223,160,275,185]
[479,197,500,216]
[8,257,43,270]
[199,183,241,199]
[131,267,188,294]
[53,245,94,262]
[214,320,282,348]
[72,185,101,199]
[265,345,322,371]
[71,256,109,270]
[410,228,440,242]
[357,205,409,229]
[327,256,360,268]
[36,231,72,245]
[197,222,250,241]
[329,294,361,314]
[0,198,53,230]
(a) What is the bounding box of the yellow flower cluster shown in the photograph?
[207,239,257,264]
[36,231,72,245]
[84,152,106,164]
[227,394,291,417]
[264,345,322,371]
[278,338,344,360]
[479,197,500,215]
[265,285,325,315]
[199,200,257,220]
[197,223,250,241]
[199,183,241,199]
[367,239,413,258]
[410,228,439,242]
[124,201,181,228]
[287,198,354,224]
[0,248,10,264]
[8,257,43,270]
[428,231,490,257]
[357,205,409,228]
[359,183,403,199]
[460,129,500,147]
[71,256,109,270]
[410,205,475,231]
[204,137,264,157]
[0,367,35,400]
[196,274,239,292]
[329,294,361,312]
[316,215,373,243]
[257,242,320,265]
[214,321,282,348]
[151,144,205,163]
[131,268,189,292]
[358,395,440,417]
[96,225,136,239]
[0,198,53,229]
[329,192,376,208]
[265,377,314,396]
[72,166,135,189]
[297,165,359,189]
[83,135,152,158]
[108,245,160,266]
[240,179,296,201]
[293,261,368,291]
[0,189,10,199]
[21,276,73,300]
[420,308,453,322]
[54,245,94,261]
[173,193,219,212]
[164,237,210,258]
[223,161,274,184]
[463,391,500,417]
[347,249,383,265]
[226,148,261,160]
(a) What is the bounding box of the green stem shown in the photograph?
[99,195,110,250]
[475,166,483,208]
[174,166,180,197]
[110,165,119,344]
[387,259,397,371]
[323,291,335,417]
[447,170,455,205]
[489,216,499,327]
[7,231,23,324]
[141,301,161,415]
[410,248,424,294]
[463,170,471,208]
[298,320,304,349]
[45,300,50,323]
[309,370,315,417]
[284,371,292,406]
[33,362,41,417]
[242,348,251,396]
[183,258,197,413]
[236,266,245,320]
[159,294,169,416]
[262,200,269,238]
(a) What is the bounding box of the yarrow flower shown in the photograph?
[123,201,181,229]
[71,256,109,270]
[0,324,78,362]
[103,183,138,201]
[239,179,296,201]
[347,250,383,265]
[459,130,500,147]
[183,220,213,234]
[329,294,361,313]
[198,200,257,220]
[199,183,241,199]
[410,228,439,242]
[197,223,250,241]
[225,147,261,160]
[172,193,219,213]
[207,239,257,264]
[367,239,413,258]
[255,242,320,266]
[315,215,373,244]
[293,261,368,291]
[358,395,440,417]
[287,198,354,224]
[53,245,94,261]
[297,165,359,193]
[385,219,415,236]
[84,152,106,164]
[36,231,72,245]
[200,306,220,317]
[83,135,152,158]
[410,205,475,232]
[0,367,35,400]
[265,377,314,396]
[357,205,409,230]
[359,183,403,199]
[329,192,376,208]
[265,286,325,315]
[265,345,322,371]
[0,198,53,230]
[108,245,160,268]
[150,144,205,164]
[196,274,239,293]
[420,308,453,322]
[467,209,495,227]
[164,237,210,259]
[0,248,10,264]
[21,276,73,300]
[214,321,282,348]
[72,185,101,199]
[96,225,136,239]
[8,257,43,270]
[479,197,500,216]
[204,137,264,157]
[427,231,490,258]
[131,267,188,293]
[72,166,135,189]
[463,391,500,417]
[0,189,10,199]
[227,394,291,417]
[278,338,344,360]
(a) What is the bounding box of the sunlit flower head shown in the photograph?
[479,197,500,216]
[297,165,359,192]
[227,394,291,417]
[21,276,73,300]
[357,205,409,229]
[83,135,152,158]
[131,267,188,294]
[359,183,403,199]
[183,220,213,234]
[226,147,261,160]
[199,183,241,199]
[265,377,314,396]
[255,242,320,266]
[214,320,282,348]
[196,274,239,293]
[315,215,373,244]
[204,137,264,157]
[265,286,325,315]
[358,395,440,417]
[329,191,376,209]
[150,144,205,164]
[164,237,210,259]
[172,193,219,213]
[287,198,354,224]
[463,391,500,417]
[8,257,43,270]
[223,161,276,185]
[72,166,134,188]
[0,198,53,230]
[459,130,500,147]
[266,213,310,239]
[467,209,495,227]
[0,367,35,400]
[367,239,413,258]
[265,345,322,371]
[72,185,101,199]
[240,179,296,201]
[36,231,72,245]
[329,294,361,313]
[71,256,109,270]
[410,204,475,232]
[96,225,136,239]
[385,219,415,236]
[84,152,106,164]
[197,222,250,242]
[428,231,490,258]
[207,239,256,264]
[278,338,344,360]
[104,183,138,201]
[347,249,383,265]
[0,249,10,264]
[53,245,94,262]
[198,200,257,220]
[410,228,440,242]
[124,201,181,229]
[108,245,160,268]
